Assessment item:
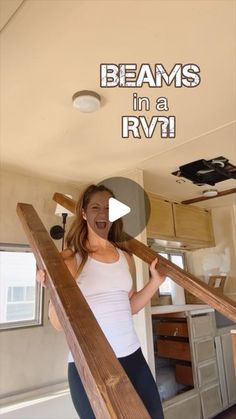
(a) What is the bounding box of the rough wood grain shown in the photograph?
[53,193,236,322]
[16,203,150,419]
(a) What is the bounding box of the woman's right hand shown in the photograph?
[36,269,62,331]
[36,269,47,288]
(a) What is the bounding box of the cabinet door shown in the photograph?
[194,338,216,363]
[200,384,222,418]
[147,194,175,238]
[197,360,219,387]
[221,333,236,405]
[164,392,201,419]
[173,203,214,243]
[191,314,214,339]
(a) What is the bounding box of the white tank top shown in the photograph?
[68,248,140,362]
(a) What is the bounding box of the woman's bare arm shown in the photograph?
[124,252,166,315]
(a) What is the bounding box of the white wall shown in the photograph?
[0,169,79,399]
[186,205,236,300]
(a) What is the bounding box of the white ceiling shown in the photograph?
[0,0,235,206]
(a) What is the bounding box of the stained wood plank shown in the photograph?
[53,193,236,322]
[175,364,194,386]
[181,188,236,205]
[157,340,191,361]
[16,203,150,419]
[156,322,188,338]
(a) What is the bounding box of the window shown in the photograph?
[0,244,43,330]
[158,252,185,296]
[148,239,187,305]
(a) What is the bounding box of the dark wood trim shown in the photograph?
[181,188,236,205]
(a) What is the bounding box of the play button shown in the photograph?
[109,197,131,222]
[93,176,150,241]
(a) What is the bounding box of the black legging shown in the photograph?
[68,348,164,419]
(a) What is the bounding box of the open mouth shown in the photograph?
[95,221,107,229]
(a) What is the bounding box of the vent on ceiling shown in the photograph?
[172,156,236,186]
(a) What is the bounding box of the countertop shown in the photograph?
[151,305,236,333]
[151,304,213,315]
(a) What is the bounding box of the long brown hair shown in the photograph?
[66,184,127,275]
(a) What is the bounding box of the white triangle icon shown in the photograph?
[109,197,131,222]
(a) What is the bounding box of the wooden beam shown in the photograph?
[54,192,77,213]
[53,193,236,322]
[16,203,150,419]
[181,188,236,205]
[121,237,236,322]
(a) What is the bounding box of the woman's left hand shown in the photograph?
[149,257,166,286]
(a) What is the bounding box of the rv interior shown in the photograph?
[0,1,235,419]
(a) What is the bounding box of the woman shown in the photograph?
[37,184,165,419]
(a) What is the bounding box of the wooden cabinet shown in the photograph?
[215,332,236,408]
[200,384,223,418]
[152,310,234,419]
[221,333,236,405]
[176,364,194,386]
[188,312,223,418]
[147,194,175,238]
[194,338,216,363]
[191,314,215,339]
[157,340,191,361]
[154,315,194,388]
[147,193,215,248]
[197,360,219,387]
[156,321,188,338]
[152,312,202,419]
[231,331,236,371]
[173,203,214,244]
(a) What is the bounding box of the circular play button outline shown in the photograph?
[86,176,150,241]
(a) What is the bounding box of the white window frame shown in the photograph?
[158,250,186,296]
[0,243,43,330]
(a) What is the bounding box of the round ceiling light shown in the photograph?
[72,90,101,113]
[202,189,218,197]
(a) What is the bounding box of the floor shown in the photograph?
[214,404,236,419]
[0,390,78,419]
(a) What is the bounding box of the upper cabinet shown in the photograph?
[173,203,215,244]
[147,193,215,249]
[147,194,175,239]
